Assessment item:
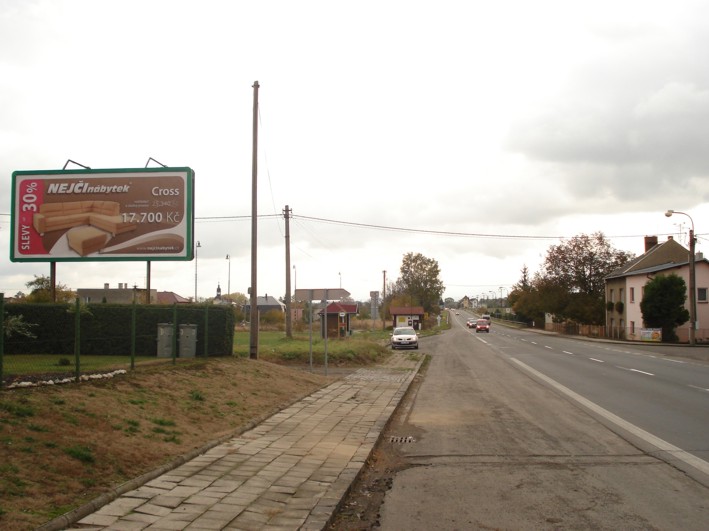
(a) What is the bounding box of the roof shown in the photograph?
[157,291,191,304]
[243,295,285,311]
[605,237,690,280]
[390,306,425,315]
[323,302,359,314]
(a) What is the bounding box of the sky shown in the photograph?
[2,0,709,304]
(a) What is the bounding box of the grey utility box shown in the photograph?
[179,324,198,358]
[157,323,174,358]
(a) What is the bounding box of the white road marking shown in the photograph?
[688,385,709,393]
[663,358,686,364]
[617,366,654,376]
[545,345,553,350]
[589,358,605,363]
[511,358,709,478]
[562,351,574,355]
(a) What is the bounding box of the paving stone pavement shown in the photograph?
[60,352,422,531]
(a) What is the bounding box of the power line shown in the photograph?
[0,211,700,241]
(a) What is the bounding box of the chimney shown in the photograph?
[104,283,109,289]
[644,235,658,252]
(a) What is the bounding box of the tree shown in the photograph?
[541,232,634,324]
[640,273,690,342]
[509,265,544,325]
[397,252,445,314]
[24,275,75,303]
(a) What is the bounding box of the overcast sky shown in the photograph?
[2,0,709,304]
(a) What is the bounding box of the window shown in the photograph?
[630,321,635,334]
[619,288,624,302]
[609,289,614,303]
[630,287,635,303]
[699,287,708,303]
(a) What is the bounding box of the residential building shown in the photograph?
[77,283,157,304]
[243,294,285,315]
[605,236,709,342]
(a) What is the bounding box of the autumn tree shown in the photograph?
[540,232,634,324]
[640,273,690,342]
[509,266,548,326]
[397,252,445,314]
[24,275,75,303]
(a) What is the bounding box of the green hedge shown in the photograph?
[3,302,235,356]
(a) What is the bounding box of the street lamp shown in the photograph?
[499,286,508,307]
[194,241,201,302]
[226,254,231,300]
[665,209,696,345]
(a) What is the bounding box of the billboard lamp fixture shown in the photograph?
[62,159,91,170]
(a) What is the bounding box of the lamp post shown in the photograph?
[665,210,696,345]
[499,286,508,307]
[194,241,201,302]
[225,254,231,300]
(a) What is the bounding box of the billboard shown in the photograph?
[10,167,195,262]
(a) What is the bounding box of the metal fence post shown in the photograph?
[130,299,137,370]
[172,304,178,365]
[0,293,4,389]
[74,297,81,382]
[203,305,209,357]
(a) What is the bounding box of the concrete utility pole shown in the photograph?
[249,81,260,359]
[284,205,293,339]
[665,209,697,345]
[382,270,387,330]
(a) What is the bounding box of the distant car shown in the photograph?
[391,326,419,350]
[481,314,491,322]
[466,318,476,328]
[475,319,490,333]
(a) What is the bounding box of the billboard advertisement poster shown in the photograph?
[640,328,662,342]
[10,167,195,262]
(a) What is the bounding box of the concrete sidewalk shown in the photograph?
[63,352,422,530]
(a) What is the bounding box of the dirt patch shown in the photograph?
[0,356,334,530]
[328,360,428,530]
[328,444,409,530]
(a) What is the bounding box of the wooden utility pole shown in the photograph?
[249,81,260,359]
[284,205,293,339]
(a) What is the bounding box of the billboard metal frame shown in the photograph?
[10,167,195,263]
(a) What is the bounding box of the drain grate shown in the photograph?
[389,435,415,443]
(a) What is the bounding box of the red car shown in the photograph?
[475,319,490,333]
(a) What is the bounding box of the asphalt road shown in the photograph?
[377,315,709,530]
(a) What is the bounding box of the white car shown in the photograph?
[391,326,419,350]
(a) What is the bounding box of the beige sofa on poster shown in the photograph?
[33,201,137,237]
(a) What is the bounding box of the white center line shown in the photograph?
[562,351,574,355]
[589,358,605,363]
